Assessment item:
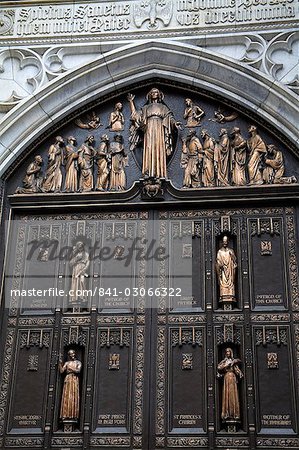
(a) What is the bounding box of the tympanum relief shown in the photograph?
[14,88,297,195]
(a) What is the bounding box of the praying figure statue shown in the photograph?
[108,102,125,132]
[15,155,43,194]
[59,349,82,428]
[216,235,237,305]
[217,347,243,425]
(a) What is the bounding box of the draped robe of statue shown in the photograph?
[217,348,243,422]
[216,240,237,302]
[131,101,176,179]
[43,142,63,192]
[202,134,216,187]
[69,243,90,304]
[263,147,284,184]
[60,356,82,421]
[231,132,247,186]
[110,140,128,190]
[64,141,78,192]
[247,132,267,185]
[78,140,95,192]
[16,156,43,193]
[181,134,203,188]
[215,131,230,186]
[96,138,110,190]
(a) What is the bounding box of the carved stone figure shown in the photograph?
[184,98,205,127]
[263,144,285,184]
[75,111,101,129]
[217,348,243,424]
[108,102,124,132]
[78,135,96,192]
[64,136,78,193]
[15,155,43,194]
[210,108,238,123]
[247,125,267,185]
[128,87,179,179]
[231,127,247,186]
[142,177,164,198]
[216,235,237,304]
[96,134,110,191]
[180,130,203,188]
[59,349,82,425]
[201,129,216,187]
[109,135,128,190]
[215,128,230,187]
[42,136,64,192]
[69,241,90,304]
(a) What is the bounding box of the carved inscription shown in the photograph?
[261,414,292,427]
[173,414,202,427]
[98,414,126,426]
[7,0,297,39]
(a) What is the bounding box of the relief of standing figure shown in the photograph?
[247,125,267,185]
[216,235,237,305]
[180,129,203,188]
[201,129,216,187]
[128,88,180,179]
[217,347,243,425]
[64,136,78,193]
[108,102,125,132]
[69,241,90,304]
[215,128,230,187]
[42,136,64,192]
[78,135,96,192]
[109,135,128,190]
[184,98,205,128]
[59,349,82,429]
[96,134,111,191]
[230,127,247,186]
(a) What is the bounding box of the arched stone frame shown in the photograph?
[0,40,298,178]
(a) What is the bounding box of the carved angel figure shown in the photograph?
[75,111,101,130]
[209,108,238,123]
[128,88,179,179]
[217,348,243,422]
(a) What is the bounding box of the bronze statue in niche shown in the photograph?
[96,134,111,191]
[64,136,78,193]
[215,128,230,187]
[109,134,128,190]
[183,98,205,127]
[69,241,90,304]
[216,235,237,306]
[78,135,96,192]
[247,125,267,185]
[201,128,216,187]
[15,155,43,194]
[59,349,82,430]
[108,102,125,132]
[230,127,247,186]
[42,136,64,192]
[128,87,180,179]
[180,129,203,188]
[217,347,243,426]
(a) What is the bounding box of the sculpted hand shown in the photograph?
[127,93,135,102]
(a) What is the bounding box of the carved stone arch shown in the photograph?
[0,40,298,177]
